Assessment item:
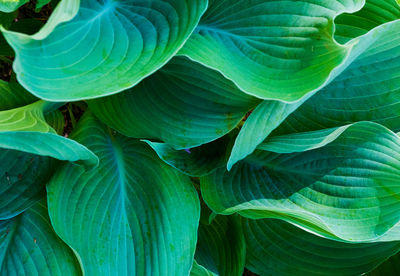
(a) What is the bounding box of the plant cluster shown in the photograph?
[1,0,400,275]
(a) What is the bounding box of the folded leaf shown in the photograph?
[201,122,400,242]
[275,19,400,135]
[335,0,400,43]
[227,99,304,170]
[191,260,217,276]
[195,215,245,276]
[243,218,400,276]
[0,199,82,275]
[0,89,97,219]
[47,112,200,275]
[89,56,259,149]
[2,0,208,101]
[179,0,364,101]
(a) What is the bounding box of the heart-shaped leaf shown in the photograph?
[47,112,200,275]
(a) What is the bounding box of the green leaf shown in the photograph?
[44,109,65,135]
[89,57,259,149]
[243,218,400,276]
[191,260,217,276]
[227,100,304,170]
[144,131,236,177]
[36,0,51,12]
[0,80,36,111]
[0,0,28,13]
[275,19,400,135]
[201,122,400,242]
[0,90,97,219]
[179,0,365,101]
[0,199,82,275]
[47,112,200,275]
[335,0,400,43]
[369,250,400,275]
[2,0,208,101]
[195,215,245,276]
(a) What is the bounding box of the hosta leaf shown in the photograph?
[275,19,400,135]
[44,109,65,135]
[89,57,259,149]
[335,0,400,43]
[243,218,400,276]
[201,122,400,242]
[47,112,200,275]
[191,260,217,276]
[0,0,28,13]
[227,100,304,170]
[194,215,245,276]
[0,199,82,275]
[179,0,364,101]
[144,131,236,177]
[0,80,36,111]
[0,92,97,219]
[2,0,208,101]
[369,251,400,275]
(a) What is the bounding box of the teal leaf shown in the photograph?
[191,260,217,276]
[335,0,400,43]
[227,100,304,170]
[179,0,365,101]
[195,215,245,276]
[243,218,400,276]
[144,131,235,177]
[275,19,400,135]
[0,0,28,13]
[47,112,200,275]
[0,199,82,275]
[89,57,259,149]
[0,91,97,219]
[201,122,400,242]
[2,0,208,101]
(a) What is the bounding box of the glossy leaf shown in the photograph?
[202,122,400,242]
[179,0,364,101]
[47,112,200,275]
[243,218,400,276]
[0,199,82,275]
[275,19,400,135]
[195,215,245,276]
[89,57,259,149]
[2,0,208,101]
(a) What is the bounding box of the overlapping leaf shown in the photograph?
[243,218,400,276]
[179,0,365,101]
[202,122,400,242]
[89,56,259,149]
[47,112,200,275]
[2,0,208,101]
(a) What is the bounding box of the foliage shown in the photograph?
[1,0,400,275]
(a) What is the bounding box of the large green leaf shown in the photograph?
[0,199,82,275]
[47,112,200,275]
[179,0,365,101]
[2,0,208,101]
[243,218,400,276]
[194,215,245,276]
[335,0,400,43]
[0,91,97,219]
[201,122,400,242]
[89,57,259,149]
[227,100,304,170]
[274,19,400,135]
